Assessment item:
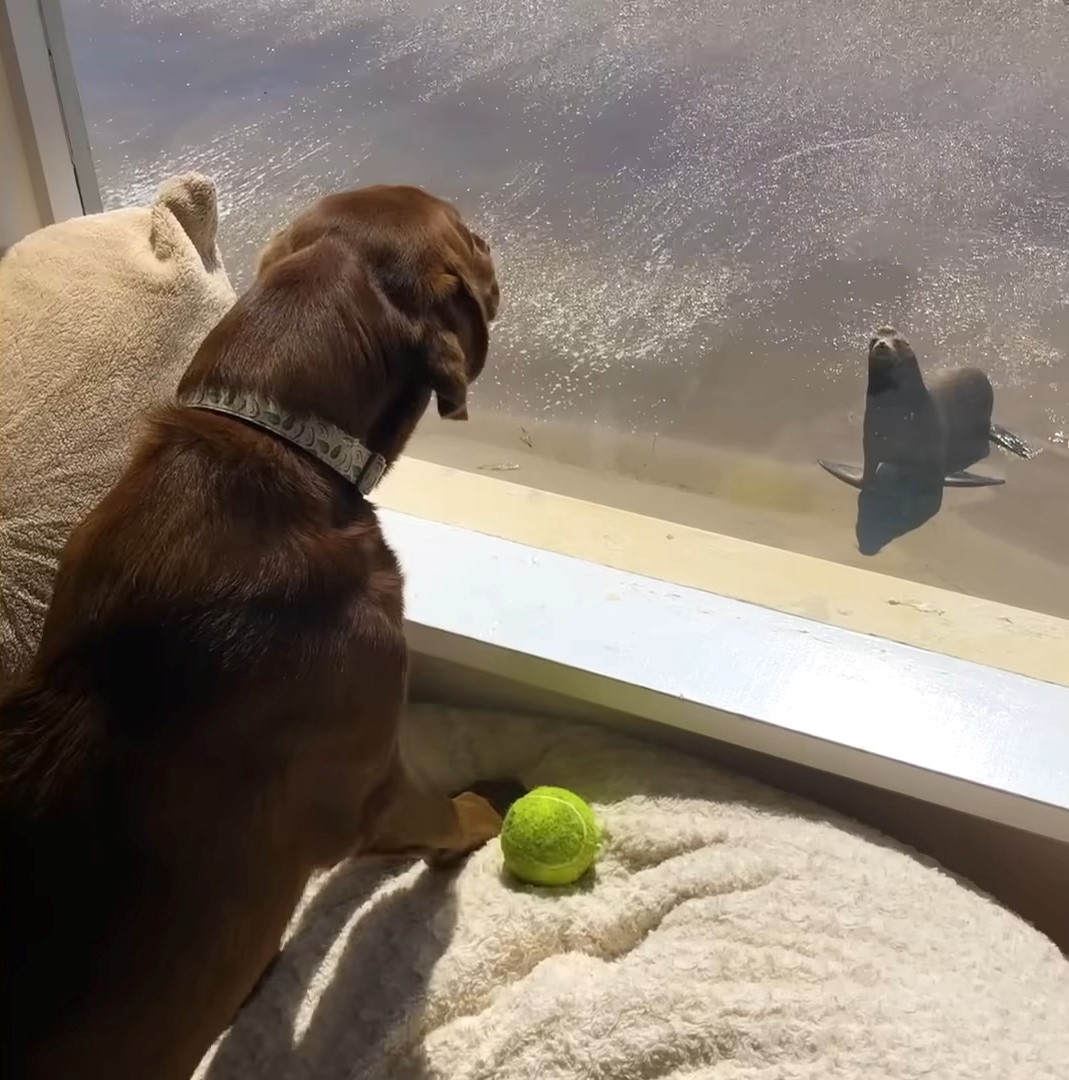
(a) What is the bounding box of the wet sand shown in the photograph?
[410,408,1069,621]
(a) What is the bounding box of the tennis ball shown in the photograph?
[500,786,600,886]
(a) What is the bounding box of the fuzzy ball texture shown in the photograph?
[500,786,600,886]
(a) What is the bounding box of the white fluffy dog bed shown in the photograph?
[198,706,1069,1080]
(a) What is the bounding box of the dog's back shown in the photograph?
[1,681,117,1076]
[0,409,404,1078]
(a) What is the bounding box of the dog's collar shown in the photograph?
[178,386,388,496]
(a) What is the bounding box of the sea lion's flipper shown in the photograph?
[819,461,933,488]
[821,459,1005,489]
[944,470,1006,487]
[818,460,864,489]
[989,423,1039,460]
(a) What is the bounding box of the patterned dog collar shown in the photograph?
[178,386,388,496]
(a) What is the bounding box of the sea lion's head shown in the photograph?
[867,325,922,391]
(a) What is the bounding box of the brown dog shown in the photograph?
[0,186,505,1079]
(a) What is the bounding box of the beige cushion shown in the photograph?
[200,705,1069,1080]
[0,174,236,687]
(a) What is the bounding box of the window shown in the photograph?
[12,1,1069,841]
[62,0,1069,622]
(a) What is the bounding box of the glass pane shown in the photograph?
[64,1,1069,618]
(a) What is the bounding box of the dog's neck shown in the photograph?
[178,385,388,495]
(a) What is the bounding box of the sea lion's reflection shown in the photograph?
[854,463,943,555]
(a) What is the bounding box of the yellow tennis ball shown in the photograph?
[500,786,600,886]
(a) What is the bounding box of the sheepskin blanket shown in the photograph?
[0,174,235,688]
[198,706,1069,1080]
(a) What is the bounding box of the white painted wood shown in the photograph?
[383,509,1069,843]
[2,0,94,226]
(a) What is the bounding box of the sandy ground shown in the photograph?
[410,409,1069,622]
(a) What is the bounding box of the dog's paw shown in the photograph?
[461,778,527,817]
[423,785,524,870]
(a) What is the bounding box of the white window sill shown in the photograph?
[383,507,1069,845]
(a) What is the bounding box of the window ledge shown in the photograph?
[381,504,1069,844]
[380,457,1069,686]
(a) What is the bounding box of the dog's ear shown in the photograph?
[425,268,491,421]
[255,229,295,278]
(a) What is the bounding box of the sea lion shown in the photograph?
[820,326,1036,490]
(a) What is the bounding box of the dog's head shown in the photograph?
[256,186,498,428]
[180,185,499,469]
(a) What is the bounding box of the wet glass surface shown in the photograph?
[63,1,1069,616]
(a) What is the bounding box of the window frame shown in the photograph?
[12,0,1069,845]
[2,0,99,231]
